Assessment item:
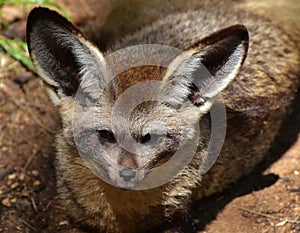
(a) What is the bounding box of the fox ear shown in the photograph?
[26,7,106,99]
[163,25,249,112]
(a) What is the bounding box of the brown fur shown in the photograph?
[26,1,300,232]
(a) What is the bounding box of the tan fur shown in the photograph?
[26,1,300,232]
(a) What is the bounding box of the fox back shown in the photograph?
[26,3,300,233]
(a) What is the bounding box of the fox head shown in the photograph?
[26,7,248,190]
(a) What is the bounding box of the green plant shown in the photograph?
[0,0,71,72]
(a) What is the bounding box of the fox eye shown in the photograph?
[140,133,163,144]
[97,130,116,143]
[140,133,151,144]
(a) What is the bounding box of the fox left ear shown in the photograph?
[163,25,249,112]
[26,7,107,101]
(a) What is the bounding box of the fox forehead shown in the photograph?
[68,65,169,124]
[70,65,178,131]
[105,65,167,101]
[75,64,203,132]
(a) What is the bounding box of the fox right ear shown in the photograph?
[26,7,106,98]
[162,25,249,113]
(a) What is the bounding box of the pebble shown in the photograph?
[33,180,41,186]
[31,170,39,177]
[8,173,16,180]
[10,182,19,189]
[18,173,25,181]
[59,220,69,226]
[22,191,29,197]
[2,198,11,207]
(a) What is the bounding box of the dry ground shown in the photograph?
[0,1,299,232]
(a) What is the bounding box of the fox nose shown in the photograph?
[119,168,136,182]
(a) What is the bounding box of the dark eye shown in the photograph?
[140,133,163,144]
[140,133,151,144]
[97,130,116,143]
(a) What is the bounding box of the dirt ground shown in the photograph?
[0,1,299,233]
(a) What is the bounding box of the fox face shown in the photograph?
[72,97,195,189]
[26,8,248,190]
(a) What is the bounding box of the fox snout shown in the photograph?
[112,150,145,189]
[108,164,150,190]
[119,168,136,182]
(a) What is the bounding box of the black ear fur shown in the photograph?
[163,25,249,110]
[26,7,91,96]
[192,25,249,76]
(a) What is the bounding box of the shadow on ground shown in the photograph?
[156,90,300,233]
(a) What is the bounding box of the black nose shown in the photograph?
[119,168,136,182]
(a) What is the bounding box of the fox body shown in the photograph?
[26,4,300,233]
